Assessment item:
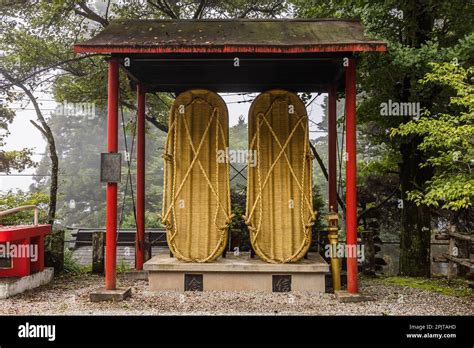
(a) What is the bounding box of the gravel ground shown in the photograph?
[1,274,472,316]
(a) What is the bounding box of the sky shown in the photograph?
[0,92,326,192]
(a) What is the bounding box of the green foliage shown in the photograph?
[121,211,163,229]
[292,1,474,259]
[312,184,325,228]
[0,105,35,173]
[229,185,250,251]
[62,248,84,274]
[310,185,326,251]
[358,147,399,178]
[292,0,473,152]
[0,149,35,174]
[117,259,130,274]
[382,276,473,298]
[229,115,248,150]
[392,63,473,210]
[0,190,49,225]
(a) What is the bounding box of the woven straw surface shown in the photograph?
[245,89,315,263]
[161,89,232,262]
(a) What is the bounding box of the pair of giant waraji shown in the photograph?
[160,89,316,264]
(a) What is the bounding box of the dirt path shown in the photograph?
[1,274,472,315]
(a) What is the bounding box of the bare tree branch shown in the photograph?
[29,119,47,137]
[121,100,168,133]
[74,1,109,27]
[104,0,112,21]
[147,0,179,19]
[238,3,284,18]
[146,114,168,133]
[0,54,103,90]
[160,0,179,18]
[193,0,208,19]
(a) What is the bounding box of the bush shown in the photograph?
[0,190,49,225]
[62,248,83,274]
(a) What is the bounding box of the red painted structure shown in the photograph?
[345,59,358,293]
[74,44,387,55]
[0,225,51,277]
[328,85,338,214]
[74,19,386,293]
[105,59,119,290]
[135,83,146,270]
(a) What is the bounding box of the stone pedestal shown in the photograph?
[144,252,329,292]
[89,287,132,302]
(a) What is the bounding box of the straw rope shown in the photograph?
[244,90,316,263]
[160,90,233,262]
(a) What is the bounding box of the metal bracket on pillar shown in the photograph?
[100,153,122,183]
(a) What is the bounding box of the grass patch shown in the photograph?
[63,249,91,274]
[62,248,130,275]
[382,276,472,298]
[117,259,131,274]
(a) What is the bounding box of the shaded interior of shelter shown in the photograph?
[119,52,350,93]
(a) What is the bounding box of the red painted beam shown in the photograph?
[135,83,146,270]
[328,85,337,213]
[73,44,387,54]
[105,59,119,290]
[345,58,358,294]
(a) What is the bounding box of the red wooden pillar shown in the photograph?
[105,59,119,290]
[135,83,146,270]
[328,85,337,213]
[345,58,358,293]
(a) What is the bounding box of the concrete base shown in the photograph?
[144,252,329,292]
[89,287,132,302]
[0,267,54,299]
[123,270,148,281]
[334,290,373,302]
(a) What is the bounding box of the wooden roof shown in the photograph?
[74,19,386,54]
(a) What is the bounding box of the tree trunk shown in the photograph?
[397,0,435,277]
[399,138,432,277]
[28,110,58,226]
[47,135,59,225]
[30,118,58,226]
